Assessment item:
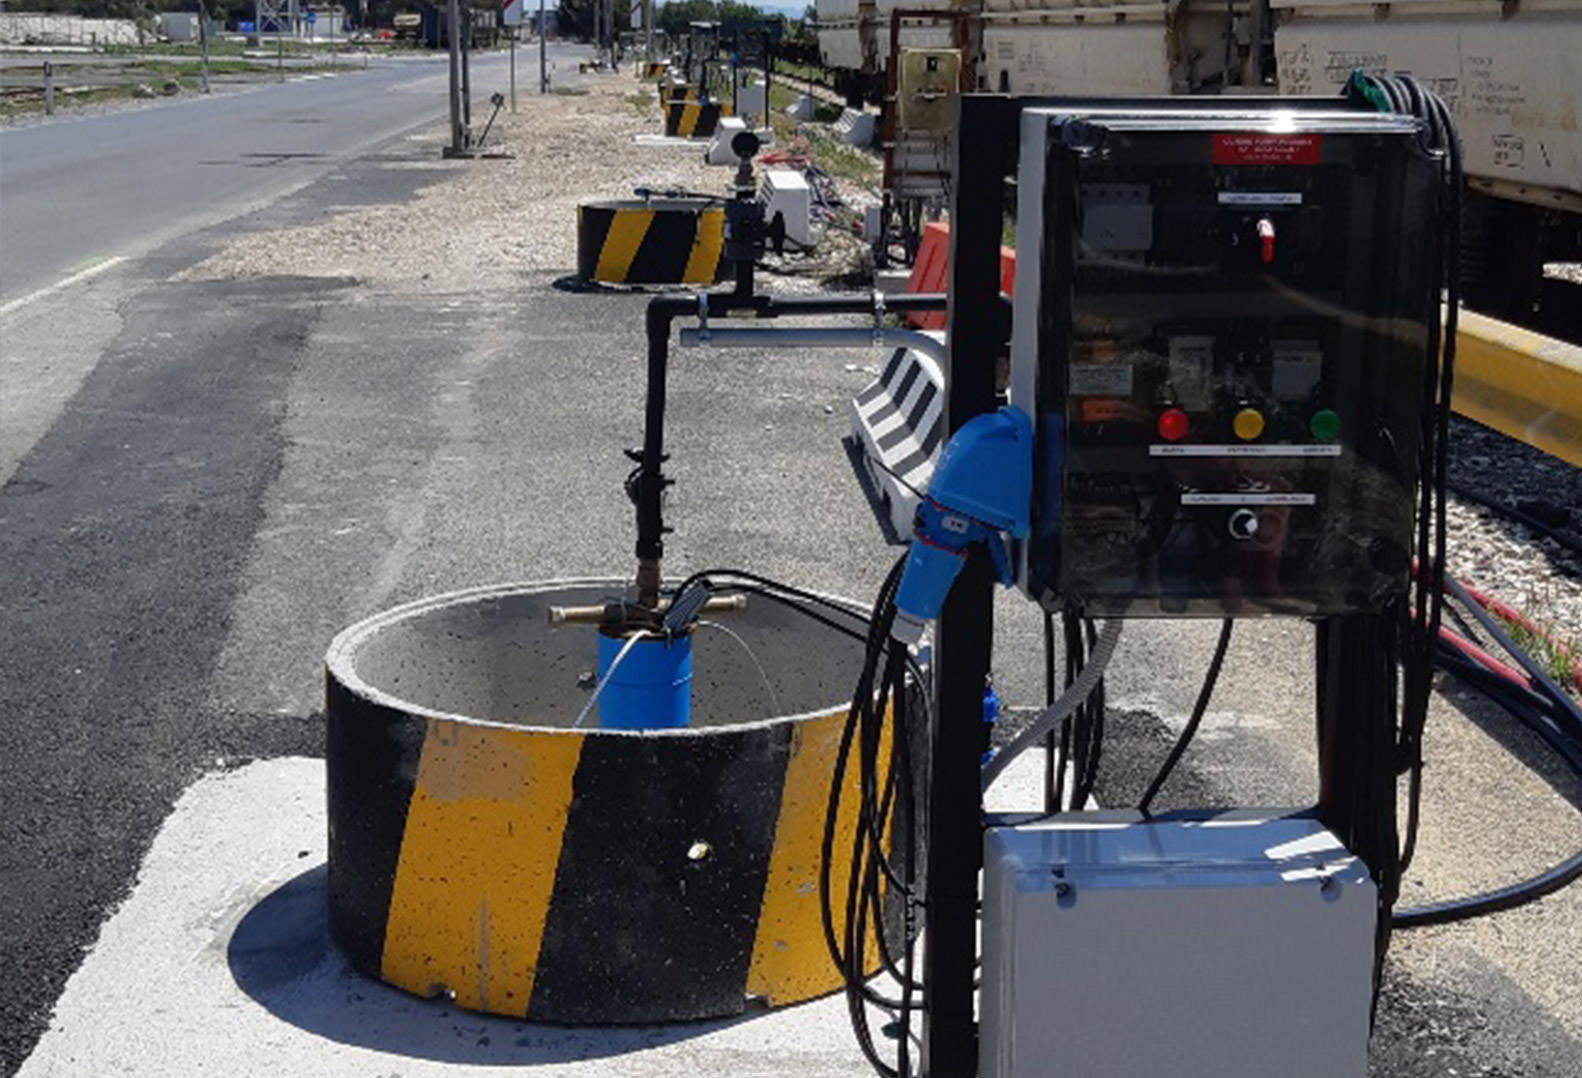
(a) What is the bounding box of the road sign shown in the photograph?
[503,0,525,26]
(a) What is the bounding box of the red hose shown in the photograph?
[1412,563,1582,694]
[1438,625,1534,692]
[1456,580,1582,694]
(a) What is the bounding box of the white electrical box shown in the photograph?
[761,168,812,249]
[982,810,1376,1078]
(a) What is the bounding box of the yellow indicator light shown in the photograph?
[1233,407,1266,441]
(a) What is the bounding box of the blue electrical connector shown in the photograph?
[892,406,1035,643]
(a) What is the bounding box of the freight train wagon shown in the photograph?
[815,0,1581,329]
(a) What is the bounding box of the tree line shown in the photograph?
[14,0,816,39]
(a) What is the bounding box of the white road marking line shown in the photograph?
[0,256,127,318]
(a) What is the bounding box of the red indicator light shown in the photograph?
[1157,408,1190,442]
[1257,217,1276,264]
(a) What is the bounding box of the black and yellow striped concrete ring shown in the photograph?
[325,580,908,1023]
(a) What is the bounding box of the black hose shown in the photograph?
[1138,620,1234,814]
[1445,478,1582,557]
[1394,851,1582,929]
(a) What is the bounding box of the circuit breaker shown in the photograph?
[1009,105,1442,616]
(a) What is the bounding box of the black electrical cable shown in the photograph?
[1042,611,1062,812]
[1074,618,1107,804]
[1446,575,1582,738]
[1138,620,1235,814]
[827,565,927,1078]
[1395,850,1582,929]
[815,557,926,1074]
[1346,70,1461,881]
[1388,582,1582,928]
[681,571,933,911]
[1433,649,1582,774]
[1445,478,1582,557]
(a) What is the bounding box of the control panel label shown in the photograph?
[1150,444,1342,458]
[1070,363,1134,396]
[1212,133,1322,166]
[1181,492,1318,506]
[1217,192,1304,206]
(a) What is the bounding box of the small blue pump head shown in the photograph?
[892,406,1034,643]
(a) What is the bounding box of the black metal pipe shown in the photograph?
[633,289,949,606]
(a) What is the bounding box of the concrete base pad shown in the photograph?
[20,754,1050,1076]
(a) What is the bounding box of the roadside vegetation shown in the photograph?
[0,47,345,122]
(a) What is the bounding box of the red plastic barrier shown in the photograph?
[903,222,1017,331]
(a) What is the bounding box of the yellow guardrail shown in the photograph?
[1453,310,1582,468]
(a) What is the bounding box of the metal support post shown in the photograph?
[922,92,1018,1078]
[510,32,517,111]
[445,0,467,155]
[277,31,284,82]
[461,2,472,130]
[1315,612,1404,991]
[197,0,212,94]
[43,61,54,115]
[539,0,548,92]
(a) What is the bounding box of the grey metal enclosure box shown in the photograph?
[981,810,1376,1078]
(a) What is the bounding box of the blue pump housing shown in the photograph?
[596,632,694,729]
[892,406,1035,643]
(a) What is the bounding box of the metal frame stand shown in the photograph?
[923,93,1402,1077]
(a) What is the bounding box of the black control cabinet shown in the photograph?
[1018,108,1442,617]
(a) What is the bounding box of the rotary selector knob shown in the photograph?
[1228,508,1260,541]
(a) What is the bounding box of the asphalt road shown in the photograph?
[1,61,1578,1078]
[0,47,591,1072]
[0,44,578,305]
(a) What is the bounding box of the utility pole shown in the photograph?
[197,0,212,93]
[444,0,468,155]
[460,1,472,130]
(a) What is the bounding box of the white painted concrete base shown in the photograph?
[22,752,1051,1077]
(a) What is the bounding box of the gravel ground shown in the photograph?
[178,70,877,291]
[1446,416,1582,671]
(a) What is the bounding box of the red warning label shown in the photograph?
[1213,133,1323,166]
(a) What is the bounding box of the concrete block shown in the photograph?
[705,117,749,165]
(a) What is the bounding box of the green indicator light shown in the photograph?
[1310,409,1340,442]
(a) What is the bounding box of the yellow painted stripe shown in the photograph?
[380,720,583,1015]
[679,103,700,139]
[682,209,725,284]
[747,705,893,1006]
[1453,308,1582,468]
[593,210,655,283]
